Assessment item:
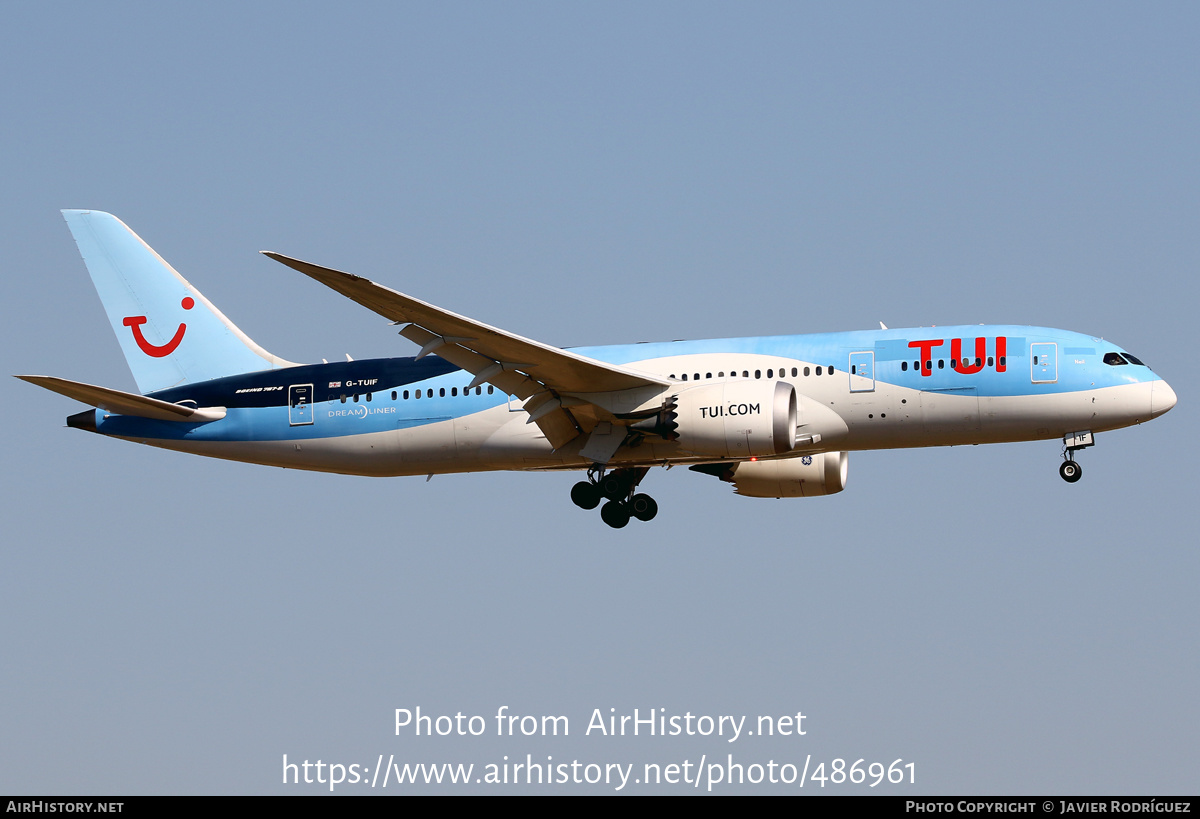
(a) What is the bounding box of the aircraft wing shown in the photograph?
[262,252,671,448]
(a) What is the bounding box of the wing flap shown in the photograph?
[400,319,586,447]
[530,406,583,450]
[399,324,544,401]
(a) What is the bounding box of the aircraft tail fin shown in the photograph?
[62,210,296,394]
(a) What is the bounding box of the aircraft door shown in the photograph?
[1031,343,1057,383]
[289,384,314,425]
[849,351,875,392]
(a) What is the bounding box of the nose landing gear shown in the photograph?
[1059,430,1094,483]
[571,466,658,528]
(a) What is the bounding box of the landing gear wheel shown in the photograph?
[629,493,658,522]
[599,473,628,500]
[1059,461,1082,483]
[600,500,631,529]
[571,481,602,510]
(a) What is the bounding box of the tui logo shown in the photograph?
[123,296,194,357]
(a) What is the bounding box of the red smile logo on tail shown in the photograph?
[123,297,194,357]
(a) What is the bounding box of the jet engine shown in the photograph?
[690,452,849,498]
[634,380,797,458]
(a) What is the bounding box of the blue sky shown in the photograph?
[2,2,1196,794]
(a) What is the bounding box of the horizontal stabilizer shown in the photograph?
[16,375,226,422]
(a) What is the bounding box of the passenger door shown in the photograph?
[288,384,314,425]
[849,351,875,393]
[1031,343,1057,383]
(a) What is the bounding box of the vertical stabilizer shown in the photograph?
[62,210,295,393]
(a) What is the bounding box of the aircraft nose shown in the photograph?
[1151,380,1178,418]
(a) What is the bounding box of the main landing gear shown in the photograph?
[571,466,658,529]
[1059,430,1094,484]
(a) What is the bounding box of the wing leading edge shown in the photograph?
[261,252,671,449]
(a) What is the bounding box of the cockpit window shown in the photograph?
[1103,352,1128,366]
[1121,353,1145,366]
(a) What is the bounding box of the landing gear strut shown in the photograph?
[1059,430,1093,484]
[571,466,658,527]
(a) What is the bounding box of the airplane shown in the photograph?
[18,210,1178,528]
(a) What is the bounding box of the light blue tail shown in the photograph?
[63,210,296,394]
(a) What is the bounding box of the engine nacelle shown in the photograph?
[724,452,849,498]
[668,380,798,458]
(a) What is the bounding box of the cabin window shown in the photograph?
[416,390,422,399]
[439,388,445,397]
[803,367,810,376]
[682,374,688,381]
[791,367,798,377]
[815,366,822,375]
[901,361,908,371]
[391,391,397,400]
[488,385,494,394]
[366,393,372,402]
[767,369,774,378]
[353,394,359,402]
[452,387,458,396]
[828,365,835,374]
[706,372,712,379]
[403,390,409,400]
[340,394,346,403]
